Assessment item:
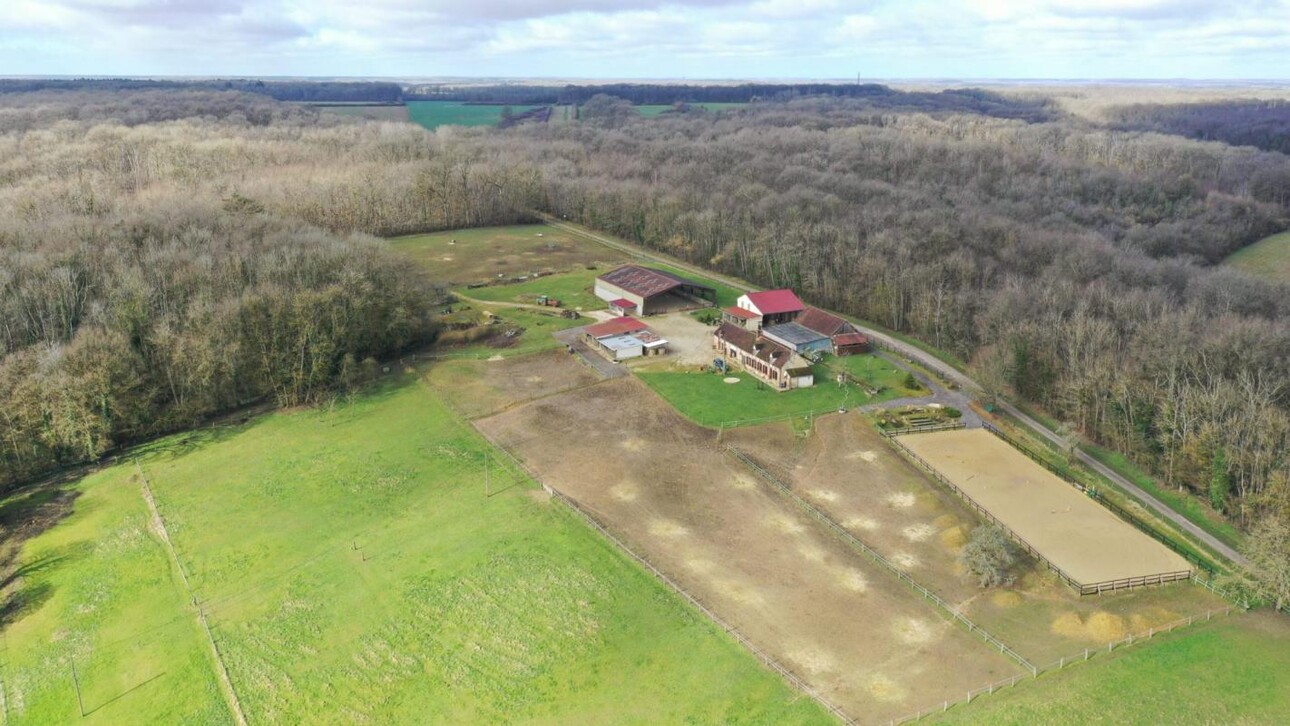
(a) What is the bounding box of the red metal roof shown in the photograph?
[745,289,804,315]
[585,316,648,338]
[796,307,852,337]
[722,305,758,320]
[832,332,869,348]
[609,298,636,309]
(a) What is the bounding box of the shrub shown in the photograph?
[961,525,1019,588]
[944,407,962,418]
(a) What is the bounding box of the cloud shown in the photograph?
[0,0,1287,78]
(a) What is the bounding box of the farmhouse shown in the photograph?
[594,265,717,315]
[713,322,814,390]
[735,290,805,328]
[583,316,669,360]
[795,307,870,356]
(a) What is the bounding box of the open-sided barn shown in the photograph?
[594,265,717,315]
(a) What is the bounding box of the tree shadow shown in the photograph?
[0,472,83,630]
[84,671,168,716]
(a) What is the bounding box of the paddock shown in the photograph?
[896,429,1192,592]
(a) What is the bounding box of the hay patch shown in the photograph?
[901,523,936,542]
[991,590,1022,608]
[609,483,638,502]
[933,514,957,529]
[730,473,757,490]
[892,553,921,570]
[620,438,646,452]
[844,516,880,531]
[788,647,836,675]
[798,544,826,563]
[1129,607,1180,633]
[808,488,839,502]
[1051,612,1085,639]
[886,492,916,508]
[648,519,688,537]
[846,450,879,463]
[837,568,869,592]
[867,673,908,703]
[766,514,806,535]
[894,617,936,644]
[939,526,966,550]
[685,558,715,575]
[1051,611,1130,642]
[714,578,764,605]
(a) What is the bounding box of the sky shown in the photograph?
[2,0,1288,79]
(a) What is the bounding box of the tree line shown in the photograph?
[1108,99,1290,154]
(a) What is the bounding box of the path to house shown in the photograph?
[539,214,1247,567]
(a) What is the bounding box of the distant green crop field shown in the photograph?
[406,102,540,129]
[2,372,826,724]
[636,103,749,117]
[1226,230,1290,281]
[312,104,410,122]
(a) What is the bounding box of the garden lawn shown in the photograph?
[822,353,925,396]
[124,372,827,724]
[639,363,898,427]
[0,469,229,725]
[932,612,1290,725]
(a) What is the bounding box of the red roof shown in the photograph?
[722,305,758,320]
[609,298,636,309]
[598,264,714,299]
[585,316,648,338]
[832,332,869,348]
[745,289,804,315]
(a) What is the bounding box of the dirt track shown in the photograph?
[476,377,1021,723]
[899,429,1192,586]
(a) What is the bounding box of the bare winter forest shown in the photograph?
[1,85,1288,535]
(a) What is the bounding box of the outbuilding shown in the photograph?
[594,265,717,315]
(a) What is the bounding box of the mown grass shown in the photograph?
[406,102,540,129]
[822,353,922,395]
[1225,230,1290,281]
[438,306,585,359]
[0,468,229,725]
[457,267,610,311]
[639,356,909,427]
[100,372,827,724]
[932,612,1290,725]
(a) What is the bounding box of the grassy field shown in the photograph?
[823,353,923,394]
[933,612,1290,725]
[2,371,828,724]
[637,103,749,117]
[638,356,910,427]
[457,267,610,312]
[1225,230,1290,281]
[388,224,625,285]
[436,306,586,359]
[406,102,540,129]
[0,468,231,724]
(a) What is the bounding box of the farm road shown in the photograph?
[540,214,1247,568]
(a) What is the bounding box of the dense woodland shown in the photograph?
[1109,99,1290,154]
[1,86,1288,552]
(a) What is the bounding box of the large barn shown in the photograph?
[594,265,717,315]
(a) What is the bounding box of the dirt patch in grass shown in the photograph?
[389,224,627,286]
[476,378,1023,723]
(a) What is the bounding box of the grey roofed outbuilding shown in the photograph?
[761,321,829,348]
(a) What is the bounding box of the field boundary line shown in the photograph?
[420,381,856,724]
[135,461,249,726]
[884,605,1242,725]
[724,445,1037,675]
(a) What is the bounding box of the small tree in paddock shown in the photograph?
[961,525,1019,588]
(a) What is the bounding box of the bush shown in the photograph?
[944,407,962,418]
[961,525,1019,588]
[903,372,921,390]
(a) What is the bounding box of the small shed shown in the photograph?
[609,298,637,316]
[598,334,644,360]
[832,332,870,356]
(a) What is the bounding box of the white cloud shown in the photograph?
[0,0,1287,78]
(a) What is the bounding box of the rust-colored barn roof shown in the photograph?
[722,305,759,320]
[796,307,853,337]
[832,332,869,348]
[585,316,648,338]
[597,264,714,298]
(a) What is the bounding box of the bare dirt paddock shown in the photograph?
[898,429,1192,588]
[477,377,1023,724]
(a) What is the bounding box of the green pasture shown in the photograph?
[933,613,1290,725]
[2,372,826,724]
[638,356,907,427]
[406,102,540,130]
[1225,231,1290,281]
[388,224,626,286]
[457,267,609,312]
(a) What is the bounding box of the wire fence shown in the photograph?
[884,605,1241,725]
[725,446,1037,676]
[718,405,853,431]
[877,421,966,437]
[428,386,858,725]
